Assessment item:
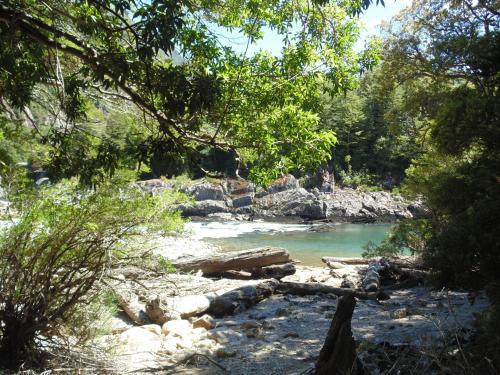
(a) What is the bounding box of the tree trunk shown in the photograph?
[0,316,37,368]
[172,247,291,274]
[315,295,361,375]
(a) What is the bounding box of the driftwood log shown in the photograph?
[315,295,362,375]
[146,294,214,323]
[208,279,387,317]
[250,262,296,280]
[276,281,388,301]
[322,256,372,265]
[218,270,254,280]
[209,279,280,317]
[215,262,296,280]
[322,256,424,269]
[207,279,390,318]
[381,264,428,290]
[117,277,390,324]
[361,261,385,292]
[173,247,291,274]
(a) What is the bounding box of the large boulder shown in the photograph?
[253,188,329,218]
[324,201,347,221]
[117,327,163,371]
[161,319,192,336]
[182,182,225,201]
[234,205,269,217]
[232,194,254,208]
[179,200,229,216]
[324,189,414,222]
[292,201,327,219]
[362,191,412,221]
[254,188,315,211]
[164,295,212,318]
[325,189,363,221]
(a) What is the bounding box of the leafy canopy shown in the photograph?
[0,0,381,184]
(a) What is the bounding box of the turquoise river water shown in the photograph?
[186,222,391,266]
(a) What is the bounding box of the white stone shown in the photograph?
[116,327,163,371]
[165,295,211,318]
[162,319,192,336]
[175,338,195,349]
[198,339,217,349]
[141,324,162,336]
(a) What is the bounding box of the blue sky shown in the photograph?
[357,0,412,47]
[218,0,412,55]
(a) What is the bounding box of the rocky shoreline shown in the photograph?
[100,236,488,375]
[136,175,427,223]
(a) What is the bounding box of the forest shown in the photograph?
[0,0,498,374]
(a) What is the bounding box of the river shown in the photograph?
[186,221,391,266]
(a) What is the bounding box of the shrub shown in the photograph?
[362,219,432,258]
[0,178,184,367]
[338,169,377,189]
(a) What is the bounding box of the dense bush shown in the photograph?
[362,219,432,258]
[337,168,377,189]
[0,178,184,367]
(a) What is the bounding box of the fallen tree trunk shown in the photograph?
[380,264,428,291]
[315,295,361,375]
[361,268,381,292]
[276,281,388,301]
[361,261,387,292]
[250,262,296,280]
[209,279,388,318]
[322,256,373,265]
[209,279,280,317]
[173,247,291,274]
[118,279,389,325]
[214,262,296,280]
[217,270,254,280]
[391,266,428,280]
[322,256,425,269]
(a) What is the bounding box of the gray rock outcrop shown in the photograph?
[137,175,423,222]
[181,182,225,201]
[179,200,230,216]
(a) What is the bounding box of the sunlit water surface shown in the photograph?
[186,221,391,266]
